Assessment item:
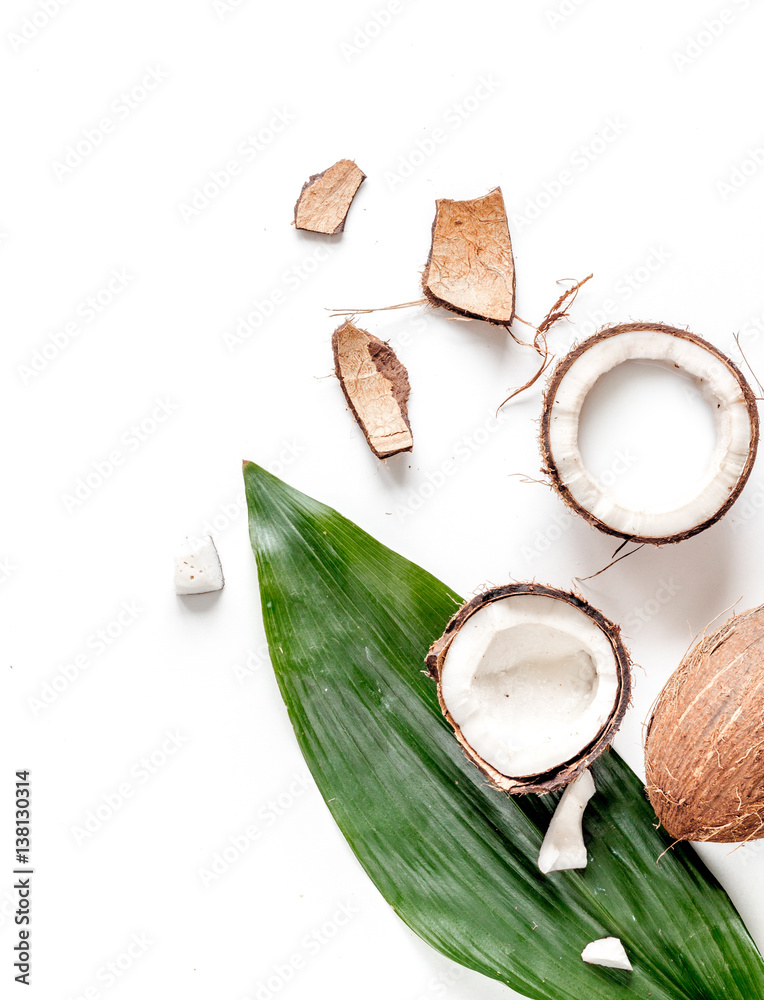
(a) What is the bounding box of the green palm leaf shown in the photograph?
[244,461,764,1000]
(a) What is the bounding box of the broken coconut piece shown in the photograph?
[426,584,631,795]
[538,770,595,874]
[422,186,515,325]
[541,322,759,544]
[332,320,413,459]
[581,937,633,972]
[294,159,365,235]
[174,536,224,595]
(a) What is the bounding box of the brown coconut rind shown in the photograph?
[294,160,366,235]
[332,320,413,460]
[425,583,632,795]
[422,187,516,326]
[540,322,760,545]
[645,605,764,843]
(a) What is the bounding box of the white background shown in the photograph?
[4,0,764,997]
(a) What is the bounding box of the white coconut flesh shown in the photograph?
[547,328,753,539]
[439,594,619,778]
[538,769,596,874]
[581,937,633,972]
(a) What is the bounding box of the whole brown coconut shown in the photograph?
[645,605,764,843]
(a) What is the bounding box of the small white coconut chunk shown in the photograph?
[174,536,224,595]
[440,594,619,778]
[581,937,632,972]
[538,770,595,874]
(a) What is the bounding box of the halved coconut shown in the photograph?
[426,584,631,794]
[540,323,759,544]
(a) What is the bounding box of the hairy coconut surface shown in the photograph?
[426,584,631,794]
[422,187,515,325]
[645,605,764,843]
[332,320,413,459]
[540,323,759,544]
[294,159,365,234]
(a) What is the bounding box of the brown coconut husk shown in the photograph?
[540,322,760,545]
[294,160,365,235]
[332,320,413,459]
[422,187,515,326]
[645,604,764,843]
[425,583,632,795]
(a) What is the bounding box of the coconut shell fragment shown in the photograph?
[426,583,632,794]
[645,605,764,843]
[294,159,365,235]
[332,320,413,459]
[422,186,515,325]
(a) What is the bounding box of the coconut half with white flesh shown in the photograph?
[426,585,631,795]
[540,323,759,544]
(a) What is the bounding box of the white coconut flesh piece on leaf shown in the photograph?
[581,937,633,972]
[541,324,759,544]
[538,769,596,874]
[427,586,631,794]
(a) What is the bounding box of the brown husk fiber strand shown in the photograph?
[645,605,764,843]
[294,160,365,235]
[332,320,413,459]
[540,322,760,544]
[425,583,632,795]
[422,187,515,326]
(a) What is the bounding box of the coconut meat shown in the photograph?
[581,937,632,972]
[174,536,224,595]
[538,770,595,874]
[547,328,753,539]
[439,594,619,778]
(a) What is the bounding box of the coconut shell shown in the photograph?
[426,583,632,795]
[540,322,760,545]
[422,187,515,326]
[645,605,764,843]
[294,160,365,235]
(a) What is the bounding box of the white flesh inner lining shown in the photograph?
[547,329,752,538]
[440,594,619,778]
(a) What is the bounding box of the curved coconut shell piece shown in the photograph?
[645,605,764,843]
[294,159,365,235]
[332,320,413,459]
[426,583,632,795]
[422,187,515,325]
[540,322,759,545]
